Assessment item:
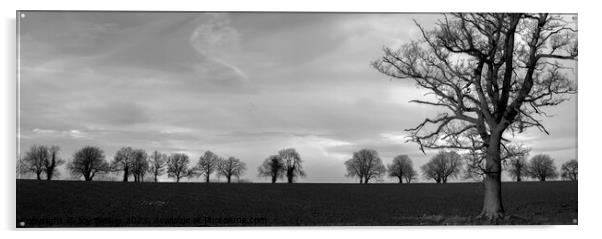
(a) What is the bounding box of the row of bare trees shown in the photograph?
[257,148,306,183]
[342,148,577,184]
[344,149,417,184]
[20,145,247,183]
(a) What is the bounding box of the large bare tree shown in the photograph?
[387,155,417,183]
[344,149,386,184]
[278,148,305,183]
[373,13,577,220]
[421,151,463,183]
[67,146,109,181]
[217,157,246,183]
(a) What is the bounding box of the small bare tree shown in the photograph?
[373,13,577,220]
[387,155,417,183]
[527,154,558,181]
[504,147,531,182]
[167,153,191,183]
[111,147,136,182]
[421,151,462,183]
[258,155,285,183]
[21,145,64,180]
[67,146,109,181]
[560,159,577,181]
[130,149,148,182]
[196,151,220,183]
[148,150,168,182]
[279,148,305,183]
[22,145,48,180]
[217,157,246,183]
[344,149,386,184]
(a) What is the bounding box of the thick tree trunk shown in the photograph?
[154,174,158,182]
[227,176,231,183]
[480,135,504,221]
[36,172,41,180]
[287,176,293,183]
[206,174,210,183]
[271,175,277,183]
[123,168,129,182]
[46,170,53,180]
[398,177,403,184]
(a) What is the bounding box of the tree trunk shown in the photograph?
[271,175,276,183]
[480,135,504,221]
[287,176,293,183]
[398,176,403,184]
[540,177,546,182]
[36,172,41,180]
[154,174,158,182]
[516,176,521,182]
[123,168,129,182]
[206,174,210,183]
[227,176,231,183]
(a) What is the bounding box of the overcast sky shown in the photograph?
[18,12,577,183]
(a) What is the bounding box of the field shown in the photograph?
[16,180,577,227]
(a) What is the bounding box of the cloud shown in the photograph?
[18,12,577,183]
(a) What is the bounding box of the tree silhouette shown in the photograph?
[279,148,305,183]
[148,150,168,182]
[504,148,530,182]
[67,146,109,181]
[130,149,148,182]
[344,149,386,184]
[21,145,64,180]
[22,145,48,180]
[167,153,191,183]
[196,151,220,183]
[44,146,63,180]
[527,154,558,181]
[560,159,577,181]
[373,13,577,220]
[258,155,285,183]
[421,151,462,183]
[111,147,136,182]
[217,157,246,183]
[387,155,417,183]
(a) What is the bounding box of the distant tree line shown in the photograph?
[342,148,577,184]
[19,144,577,183]
[19,145,247,183]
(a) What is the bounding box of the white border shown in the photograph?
[2,0,599,238]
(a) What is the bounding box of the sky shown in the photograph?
[17,12,577,183]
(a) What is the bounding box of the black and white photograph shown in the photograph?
[6,1,591,232]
